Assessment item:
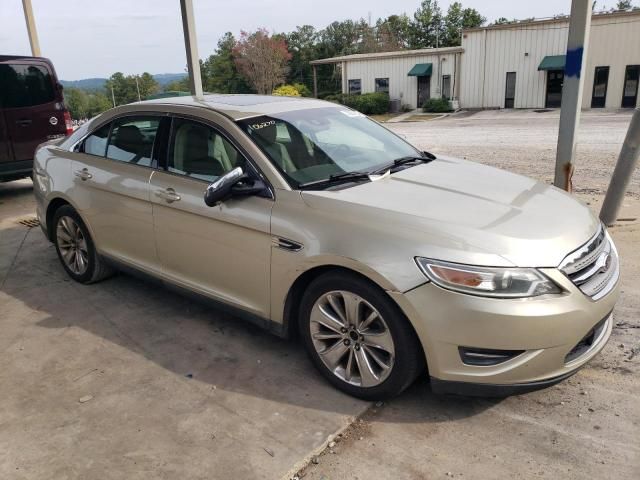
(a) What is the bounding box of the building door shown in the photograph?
[591,66,609,108]
[417,76,430,107]
[621,65,639,108]
[504,72,516,108]
[545,70,564,108]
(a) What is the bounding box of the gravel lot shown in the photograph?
[387,109,639,198]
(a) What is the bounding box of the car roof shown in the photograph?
[0,55,54,65]
[140,94,337,120]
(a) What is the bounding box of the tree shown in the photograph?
[491,17,512,25]
[86,93,112,117]
[104,72,159,104]
[410,0,444,48]
[64,88,89,119]
[286,25,318,88]
[376,14,412,50]
[202,32,253,93]
[164,78,189,92]
[232,29,292,94]
[616,1,632,9]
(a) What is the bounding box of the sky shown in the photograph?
[0,0,596,80]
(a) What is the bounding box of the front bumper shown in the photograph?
[389,267,619,395]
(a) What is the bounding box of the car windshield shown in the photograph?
[237,107,421,188]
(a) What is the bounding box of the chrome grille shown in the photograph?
[559,226,619,300]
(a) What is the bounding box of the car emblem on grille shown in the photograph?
[49,116,58,126]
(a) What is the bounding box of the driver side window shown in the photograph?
[168,118,241,182]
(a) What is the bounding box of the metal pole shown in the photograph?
[312,65,318,98]
[179,0,204,99]
[111,85,116,107]
[135,76,141,102]
[22,0,41,57]
[554,0,592,192]
[600,109,640,226]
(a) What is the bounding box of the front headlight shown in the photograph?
[415,258,562,298]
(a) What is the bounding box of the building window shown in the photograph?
[442,75,451,100]
[375,78,389,94]
[348,79,361,95]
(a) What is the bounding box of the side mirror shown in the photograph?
[203,167,269,206]
[204,167,244,206]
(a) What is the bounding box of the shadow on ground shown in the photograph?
[1,219,497,421]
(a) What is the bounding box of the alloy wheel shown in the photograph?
[56,216,89,275]
[310,290,396,387]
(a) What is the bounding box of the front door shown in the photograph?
[417,76,430,108]
[545,70,564,108]
[591,66,609,108]
[150,117,273,317]
[621,65,639,108]
[69,115,161,271]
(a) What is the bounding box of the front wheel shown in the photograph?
[299,272,423,400]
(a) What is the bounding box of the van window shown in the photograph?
[0,63,55,108]
[106,117,160,167]
[83,124,111,157]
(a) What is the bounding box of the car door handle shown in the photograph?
[155,188,181,203]
[74,168,92,181]
[16,119,32,126]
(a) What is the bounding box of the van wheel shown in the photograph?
[52,205,113,284]
[299,271,423,400]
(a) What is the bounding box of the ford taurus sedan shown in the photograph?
[32,95,620,399]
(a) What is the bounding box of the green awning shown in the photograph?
[538,55,566,71]
[408,63,432,77]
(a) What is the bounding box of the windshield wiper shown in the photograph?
[298,171,372,190]
[369,152,436,175]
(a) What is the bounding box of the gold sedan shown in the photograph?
[33,95,620,399]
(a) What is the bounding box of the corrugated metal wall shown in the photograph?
[460,13,640,109]
[343,52,459,108]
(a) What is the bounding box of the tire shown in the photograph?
[299,271,424,400]
[52,205,113,284]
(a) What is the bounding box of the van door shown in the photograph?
[0,61,67,166]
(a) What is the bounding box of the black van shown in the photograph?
[0,55,72,182]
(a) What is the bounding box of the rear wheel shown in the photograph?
[52,205,113,284]
[299,271,423,400]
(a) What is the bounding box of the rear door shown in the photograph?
[69,114,163,272]
[0,60,67,164]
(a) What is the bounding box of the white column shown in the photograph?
[22,0,41,57]
[554,0,592,191]
[179,0,204,99]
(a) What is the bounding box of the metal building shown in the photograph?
[310,10,640,110]
[461,10,640,109]
[310,47,463,110]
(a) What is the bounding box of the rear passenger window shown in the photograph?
[83,124,111,156]
[106,117,160,167]
[0,63,55,108]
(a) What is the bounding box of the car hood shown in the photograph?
[300,157,599,268]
